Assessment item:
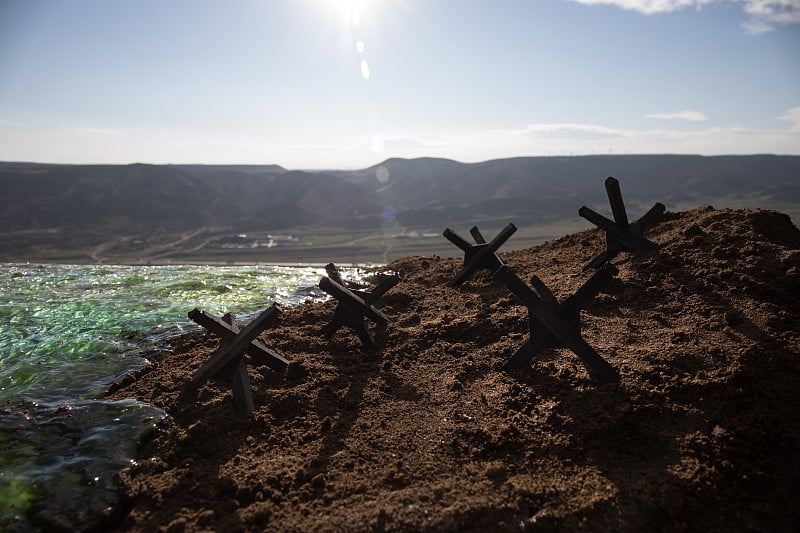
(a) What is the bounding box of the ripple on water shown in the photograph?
[0,398,165,531]
[0,262,350,529]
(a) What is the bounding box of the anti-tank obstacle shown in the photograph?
[441,226,620,382]
[441,177,665,384]
[187,304,287,414]
[494,264,620,383]
[442,223,517,287]
[177,176,662,412]
[580,176,665,270]
[318,263,401,351]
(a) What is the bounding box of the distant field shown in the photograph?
[3,156,798,265]
[0,219,590,266]
[2,200,797,266]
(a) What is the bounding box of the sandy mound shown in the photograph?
[106,207,800,532]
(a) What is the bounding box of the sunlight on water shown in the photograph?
[0,263,328,401]
[0,262,337,529]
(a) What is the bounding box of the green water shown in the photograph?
[0,263,334,530]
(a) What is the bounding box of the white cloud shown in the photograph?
[333,118,800,165]
[365,112,800,163]
[570,0,800,33]
[68,127,123,136]
[645,110,708,121]
[2,112,799,168]
[742,18,776,32]
[740,0,800,33]
[569,0,714,15]
[742,0,800,22]
[520,123,626,135]
[778,106,800,129]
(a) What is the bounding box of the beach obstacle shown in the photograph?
[318,263,401,351]
[188,304,287,414]
[442,223,517,287]
[579,176,665,270]
[442,220,619,383]
[495,264,620,383]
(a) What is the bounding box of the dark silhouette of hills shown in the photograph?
[337,155,800,226]
[1,155,798,237]
[0,162,379,232]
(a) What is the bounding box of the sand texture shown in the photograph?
[106,207,800,532]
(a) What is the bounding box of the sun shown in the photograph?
[303,0,400,31]
[328,0,372,25]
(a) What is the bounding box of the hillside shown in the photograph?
[341,155,800,225]
[103,206,800,532]
[1,155,798,263]
[0,163,376,232]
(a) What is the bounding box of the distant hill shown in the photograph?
[0,162,380,232]
[336,155,800,226]
[0,155,798,262]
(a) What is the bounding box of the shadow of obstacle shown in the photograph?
[120,378,257,531]
[444,358,716,530]
[290,344,422,497]
[527,342,800,531]
[231,270,420,501]
[492,248,796,529]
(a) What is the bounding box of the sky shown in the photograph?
[0,0,798,169]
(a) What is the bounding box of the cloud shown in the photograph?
[3,111,799,168]
[740,0,800,33]
[778,106,800,129]
[645,110,708,121]
[366,110,800,163]
[569,0,714,15]
[570,0,800,33]
[521,123,625,135]
[518,123,627,140]
[68,127,123,137]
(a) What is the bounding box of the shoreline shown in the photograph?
[2,259,389,269]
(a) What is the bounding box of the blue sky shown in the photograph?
[1,0,798,169]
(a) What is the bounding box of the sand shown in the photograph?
[105,206,800,532]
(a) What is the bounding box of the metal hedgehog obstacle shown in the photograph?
[176,175,663,413]
[187,304,287,414]
[494,263,620,383]
[180,264,402,414]
[579,176,665,270]
[443,176,665,384]
[442,223,517,287]
[318,263,402,351]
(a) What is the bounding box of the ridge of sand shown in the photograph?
[106,207,800,532]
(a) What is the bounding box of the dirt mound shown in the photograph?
[107,207,800,532]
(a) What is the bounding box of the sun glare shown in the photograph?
[312,0,382,81]
[321,0,375,25]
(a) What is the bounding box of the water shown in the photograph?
[0,263,342,530]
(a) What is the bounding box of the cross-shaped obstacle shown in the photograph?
[579,176,665,270]
[494,264,620,383]
[318,263,401,351]
[442,223,517,287]
[188,304,287,414]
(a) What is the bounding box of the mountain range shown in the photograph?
[4,155,800,231]
[1,155,798,262]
